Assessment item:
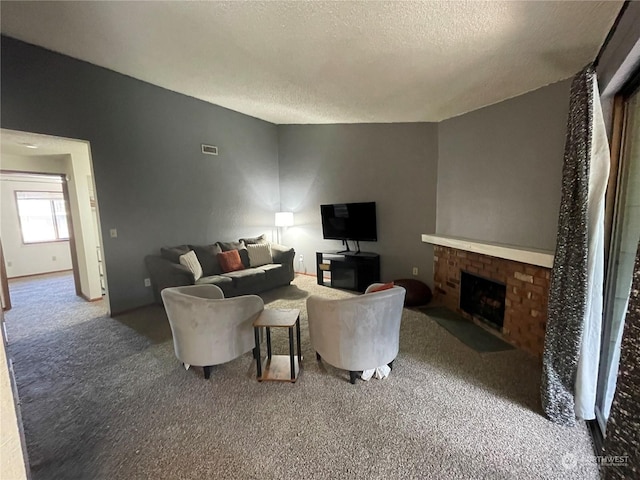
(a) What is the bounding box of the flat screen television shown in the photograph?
[320,202,377,242]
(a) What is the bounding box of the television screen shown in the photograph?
[320,202,377,241]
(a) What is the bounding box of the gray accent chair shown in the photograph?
[161,284,264,379]
[307,283,406,384]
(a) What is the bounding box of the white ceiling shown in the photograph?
[0,129,90,157]
[0,1,622,124]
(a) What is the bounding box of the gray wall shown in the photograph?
[278,123,439,287]
[1,36,280,314]
[436,79,572,251]
[1,35,575,310]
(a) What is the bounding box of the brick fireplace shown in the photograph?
[423,235,553,358]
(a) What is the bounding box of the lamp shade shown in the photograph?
[275,211,294,227]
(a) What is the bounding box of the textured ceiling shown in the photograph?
[1,129,89,157]
[0,1,622,124]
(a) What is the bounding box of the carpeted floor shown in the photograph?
[5,272,598,479]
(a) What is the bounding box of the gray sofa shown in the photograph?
[145,235,295,304]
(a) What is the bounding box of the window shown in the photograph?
[16,191,70,244]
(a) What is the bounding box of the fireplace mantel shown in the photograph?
[421,234,554,268]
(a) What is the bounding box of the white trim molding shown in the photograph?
[421,234,554,268]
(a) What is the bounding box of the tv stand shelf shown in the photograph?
[316,251,380,293]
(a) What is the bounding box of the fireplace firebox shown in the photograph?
[460,271,506,330]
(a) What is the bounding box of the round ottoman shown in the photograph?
[393,278,432,307]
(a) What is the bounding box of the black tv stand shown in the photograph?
[316,251,380,292]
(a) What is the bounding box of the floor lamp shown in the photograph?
[275,212,293,244]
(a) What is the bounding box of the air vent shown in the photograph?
[201,144,218,155]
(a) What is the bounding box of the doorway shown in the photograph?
[0,129,108,312]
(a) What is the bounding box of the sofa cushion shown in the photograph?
[192,244,223,276]
[195,275,233,288]
[257,264,281,272]
[221,268,266,289]
[218,240,245,251]
[256,264,287,283]
[217,240,250,268]
[240,234,268,245]
[247,243,273,267]
[218,250,245,273]
[161,245,191,264]
[179,251,203,281]
[270,244,295,265]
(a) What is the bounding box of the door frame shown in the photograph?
[0,238,11,311]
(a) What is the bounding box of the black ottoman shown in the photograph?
[393,278,432,307]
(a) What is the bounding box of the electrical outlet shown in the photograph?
[412,267,419,276]
[144,278,151,287]
[52,255,57,261]
[7,261,12,267]
[110,228,118,238]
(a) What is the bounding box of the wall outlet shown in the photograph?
[412,267,419,276]
[144,278,151,287]
[52,255,57,261]
[7,261,11,267]
[110,228,118,238]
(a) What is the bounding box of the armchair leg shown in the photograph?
[203,366,212,379]
[316,352,322,362]
[349,371,358,384]
[253,346,260,360]
[388,360,394,371]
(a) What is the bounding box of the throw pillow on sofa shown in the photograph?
[218,250,245,273]
[217,240,250,268]
[246,243,273,267]
[179,251,203,281]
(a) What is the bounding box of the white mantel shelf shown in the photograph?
[421,234,554,268]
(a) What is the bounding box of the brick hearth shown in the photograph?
[433,245,550,358]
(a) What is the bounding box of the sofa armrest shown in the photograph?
[271,244,295,265]
[145,255,194,304]
[270,244,295,284]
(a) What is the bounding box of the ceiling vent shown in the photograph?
[201,144,218,155]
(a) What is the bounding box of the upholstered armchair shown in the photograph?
[306,283,406,384]
[161,284,264,379]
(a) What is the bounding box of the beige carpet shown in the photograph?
[5,272,598,479]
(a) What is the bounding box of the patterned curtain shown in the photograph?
[541,64,610,426]
[603,241,640,479]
